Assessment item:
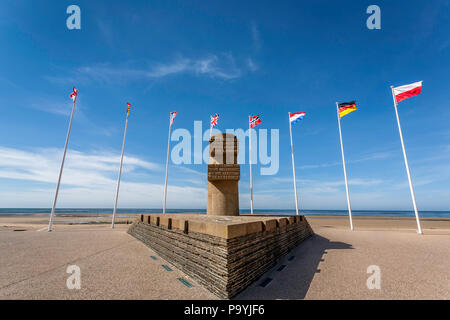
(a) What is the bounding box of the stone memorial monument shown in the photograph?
[128,134,314,298]
[207,133,240,216]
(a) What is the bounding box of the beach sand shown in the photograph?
[0,214,449,299]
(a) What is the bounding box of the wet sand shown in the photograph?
[0,214,449,299]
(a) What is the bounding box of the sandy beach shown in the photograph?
[0,214,449,299]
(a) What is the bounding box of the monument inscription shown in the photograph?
[207,133,240,216]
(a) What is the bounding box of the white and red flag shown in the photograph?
[393,81,423,103]
[69,87,78,102]
[249,115,262,129]
[170,111,177,126]
[210,114,219,128]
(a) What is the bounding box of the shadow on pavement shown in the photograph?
[235,233,353,300]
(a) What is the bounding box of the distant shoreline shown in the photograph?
[1,212,450,220]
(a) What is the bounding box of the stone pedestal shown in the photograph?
[127,134,315,299]
[128,214,314,299]
[207,133,240,216]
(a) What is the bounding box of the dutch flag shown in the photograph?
[289,112,306,125]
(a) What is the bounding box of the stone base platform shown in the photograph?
[127,214,314,299]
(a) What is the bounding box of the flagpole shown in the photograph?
[390,86,423,234]
[163,114,172,215]
[336,102,354,231]
[249,118,254,215]
[111,110,129,228]
[47,95,77,232]
[288,113,299,215]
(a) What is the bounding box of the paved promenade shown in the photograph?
[0,216,449,299]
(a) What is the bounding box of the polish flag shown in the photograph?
[393,81,423,103]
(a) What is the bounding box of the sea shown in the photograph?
[0,208,449,218]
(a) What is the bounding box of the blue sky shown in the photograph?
[0,0,449,210]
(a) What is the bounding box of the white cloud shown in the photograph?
[271,176,383,186]
[0,146,209,208]
[1,146,447,210]
[0,146,160,186]
[298,151,394,169]
[250,22,261,51]
[247,58,258,72]
[29,99,75,116]
[46,54,249,85]
[0,183,206,209]
[97,20,114,47]
[192,54,242,79]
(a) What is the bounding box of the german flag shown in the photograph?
[126,102,131,114]
[338,101,357,118]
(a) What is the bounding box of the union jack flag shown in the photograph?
[249,114,262,129]
[69,87,78,102]
[210,114,219,127]
[170,111,178,126]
